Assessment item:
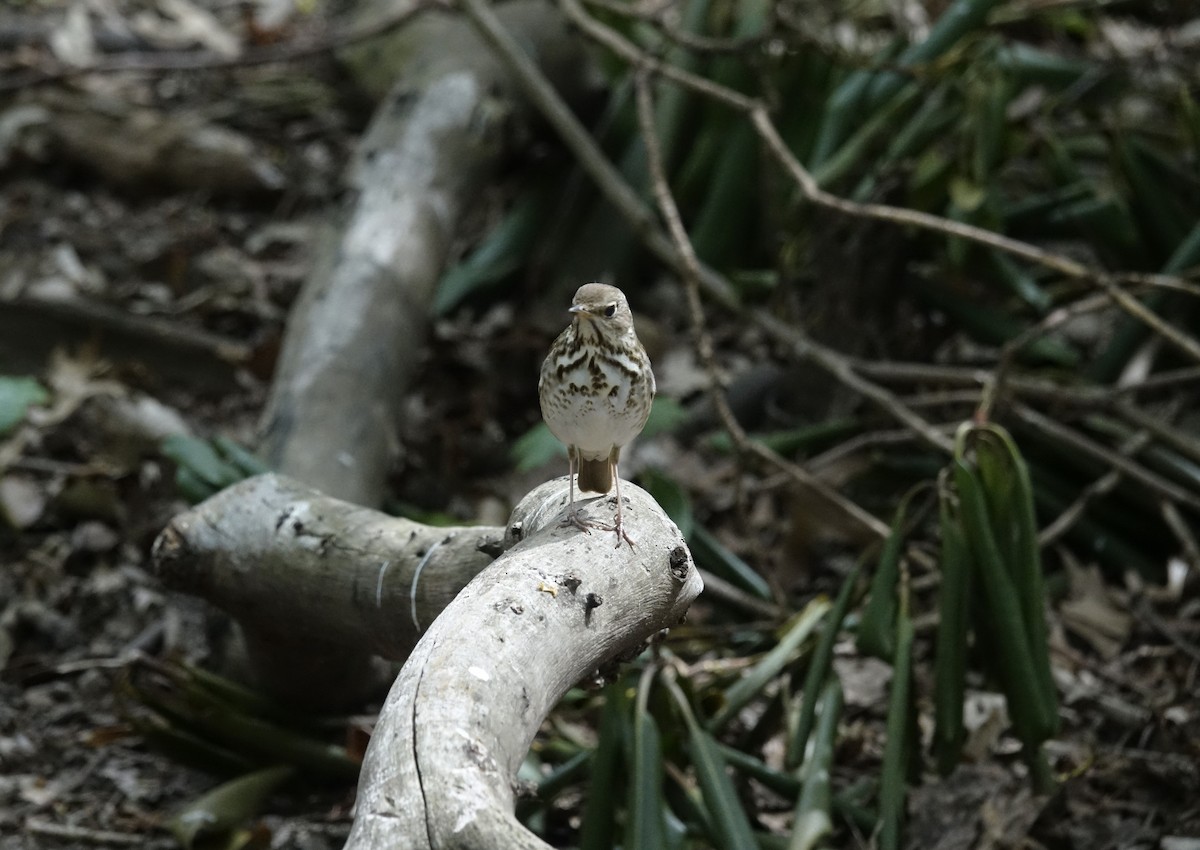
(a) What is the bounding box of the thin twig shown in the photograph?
[634,69,888,540]
[981,292,1112,421]
[752,311,957,454]
[853,359,1200,406]
[697,569,786,620]
[560,0,758,113]
[1133,600,1200,666]
[633,70,735,438]
[1014,404,1200,515]
[1160,501,1200,575]
[632,68,747,519]
[581,0,767,54]
[24,819,168,848]
[1037,429,1152,547]
[1037,468,1122,547]
[1114,401,1200,467]
[806,426,954,478]
[457,0,739,307]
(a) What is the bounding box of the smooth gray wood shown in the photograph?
[345,479,702,850]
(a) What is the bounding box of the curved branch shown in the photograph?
[344,479,702,849]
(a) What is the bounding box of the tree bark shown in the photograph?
[152,474,700,727]
[343,478,701,850]
[151,473,501,706]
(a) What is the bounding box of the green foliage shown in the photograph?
[788,679,842,850]
[161,436,269,503]
[123,658,359,783]
[434,188,553,316]
[169,766,295,850]
[0,376,48,437]
[940,424,1058,790]
[436,0,1192,842]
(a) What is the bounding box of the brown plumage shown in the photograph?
[576,447,615,494]
[538,283,655,547]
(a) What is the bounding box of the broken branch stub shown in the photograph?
[344,478,702,850]
[152,473,500,707]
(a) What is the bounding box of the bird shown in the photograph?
[538,283,656,548]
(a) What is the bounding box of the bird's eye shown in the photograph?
[604,304,617,318]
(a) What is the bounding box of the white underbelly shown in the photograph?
[551,398,645,459]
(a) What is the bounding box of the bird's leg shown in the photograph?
[561,446,596,534]
[611,454,635,549]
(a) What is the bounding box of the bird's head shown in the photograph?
[569,283,635,338]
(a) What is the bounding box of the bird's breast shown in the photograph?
[539,350,652,456]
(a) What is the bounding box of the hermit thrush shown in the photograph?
[539,283,656,547]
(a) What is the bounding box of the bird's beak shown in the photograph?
[569,304,588,315]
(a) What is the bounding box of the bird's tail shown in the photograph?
[576,454,614,494]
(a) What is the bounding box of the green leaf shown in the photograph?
[932,480,971,775]
[692,525,772,601]
[663,676,758,850]
[641,468,694,539]
[642,396,688,439]
[814,83,923,189]
[789,679,843,850]
[629,669,668,850]
[857,512,906,660]
[707,419,859,456]
[984,251,1051,313]
[162,436,243,490]
[953,461,1058,747]
[213,437,271,478]
[580,682,630,850]
[877,611,914,850]
[434,190,549,315]
[789,566,859,768]
[169,765,294,849]
[511,422,565,473]
[690,121,759,268]
[814,0,1008,165]
[948,176,988,214]
[971,426,1058,737]
[709,597,831,731]
[994,42,1094,89]
[0,376,48,437]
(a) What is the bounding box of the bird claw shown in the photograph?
[559,505,635,549]
[559,506,601,535]
[612,520,635,550]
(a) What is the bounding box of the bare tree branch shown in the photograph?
[344,479,702,850]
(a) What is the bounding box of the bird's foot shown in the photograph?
[560,504,603,535]
[559,498,635,549]
[610,500,635,549]
[611,517,635,550]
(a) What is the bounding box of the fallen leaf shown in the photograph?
[0,475,48,529]
[1060,552,1132,659]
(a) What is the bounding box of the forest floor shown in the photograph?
[2,2,1199,850]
